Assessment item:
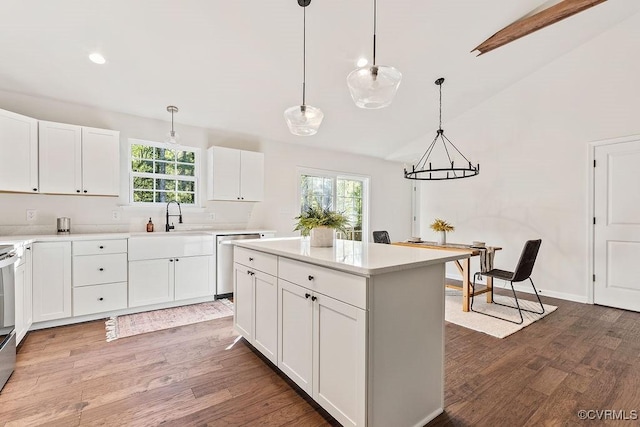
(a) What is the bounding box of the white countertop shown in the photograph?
[233,237,470,276]
[0,229,276,246]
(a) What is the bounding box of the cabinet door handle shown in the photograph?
[249,257,254,261]
[98,297,104,301]
[26,247,31,251]
[83,190,88,193]
[76,190,81,193]
[305,293,311,299]
[175,258,179,261]
[33,188,37,192]
[311,296,317,302]
[99,268,104,271]
[308,275,314,281]
[169,259,174,262]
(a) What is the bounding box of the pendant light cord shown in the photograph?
[372,0,377,66]
[302,6,306,106]
[439,82,442,131]
[171,110,175,134]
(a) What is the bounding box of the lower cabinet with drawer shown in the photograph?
[277,261,366,427]
[72,239,128,316]
[233,247,366,427]
[233,247,278,364]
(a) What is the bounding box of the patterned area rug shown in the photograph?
[445,289,557,338]
[105,299,234,342]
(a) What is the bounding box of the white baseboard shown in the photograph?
[445,273,589,304]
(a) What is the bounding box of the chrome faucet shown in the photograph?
[165,201,183,232]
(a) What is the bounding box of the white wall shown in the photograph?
[419,13,640,302]
[0,90,411,240]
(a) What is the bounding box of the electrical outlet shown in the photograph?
[26,209,37,222]
[112,210,121,220]
[208,212,216,220]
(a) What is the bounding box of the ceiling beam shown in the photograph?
[472,0,607,56]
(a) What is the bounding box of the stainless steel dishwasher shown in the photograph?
[216,233,261,297]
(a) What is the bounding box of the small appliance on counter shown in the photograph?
[57,217,71,235]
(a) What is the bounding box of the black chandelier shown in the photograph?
[404,78,479,181]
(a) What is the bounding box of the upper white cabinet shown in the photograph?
[207,146,264,201]
[0,108,39,193]
[39,121,120,196]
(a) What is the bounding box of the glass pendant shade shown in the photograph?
[165,130,180,144]
[347,65,402,109]
[284,105,324,136]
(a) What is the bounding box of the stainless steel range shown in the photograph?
[0,245,18,392]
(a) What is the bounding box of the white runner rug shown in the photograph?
[445,289,557,338]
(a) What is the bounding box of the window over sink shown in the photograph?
[129,139,199,205]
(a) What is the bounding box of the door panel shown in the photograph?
[594,139,640,311]
[253,271,277,364]
[278,279,313,394]
[174,255,211,300]
[128,259,174,307]
[313,294,366,427]
[233,263,253,340]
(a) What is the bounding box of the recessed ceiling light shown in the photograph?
[89,53,106,65]
[356,57,368,67]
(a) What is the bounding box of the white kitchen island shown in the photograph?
[232,237,470,427]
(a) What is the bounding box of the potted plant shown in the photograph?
[430,218,454,245]
[294,205,350,247]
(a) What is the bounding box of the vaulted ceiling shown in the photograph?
[1,0,638,161]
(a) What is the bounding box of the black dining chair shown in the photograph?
[470,239,544,324]
[372,230,391,244]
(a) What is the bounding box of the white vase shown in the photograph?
[310,227,335,247]
[437,231,446,245]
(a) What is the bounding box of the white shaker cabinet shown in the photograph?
[277,276,366,427]
[14,244,33,345]
[128,258,175,307]
[32,241,72,322]
[129,255,211,307]
[72,239,128,316]
[207,146,264,201]
[233,247,278,364]
[81,127,120,196]
[174,255,211,301]
[39,121,119,196]
[0,108,39,193]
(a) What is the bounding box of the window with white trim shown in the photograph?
[129,140,199,205]
[298,168,369,242]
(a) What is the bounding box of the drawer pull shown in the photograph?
[308,275,314,281]
[249,257,254,261]
[99,268,104,271]
[305,293,311,299]
[247,270,255,276]
[311,295,317,301]
[99,245,104,249]
[98,297,104,301]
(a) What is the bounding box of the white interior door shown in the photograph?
[594,138,640,312]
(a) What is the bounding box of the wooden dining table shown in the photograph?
[392,241,502,312]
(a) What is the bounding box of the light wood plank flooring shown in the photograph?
[1,293,638,426]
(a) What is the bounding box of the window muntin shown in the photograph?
[130,142,198,205]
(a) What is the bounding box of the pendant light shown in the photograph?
[404,78,479,181]
[347,0,401,109]
[165,105,180,145]
[284,0,324,136]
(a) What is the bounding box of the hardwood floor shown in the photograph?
[1,294,638,426]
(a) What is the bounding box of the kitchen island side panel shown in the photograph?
[367,263,445,427]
